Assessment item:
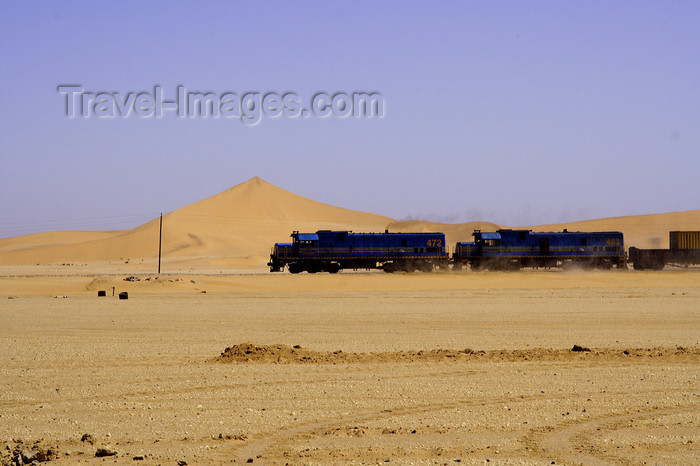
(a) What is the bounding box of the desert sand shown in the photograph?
[1,272,699,465]
[1,178,699,464]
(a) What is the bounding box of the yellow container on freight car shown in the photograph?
[669,231,700,250]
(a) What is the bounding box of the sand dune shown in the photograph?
[395,210,700,250]
[0,177,698,269]
[0,177,392,268]
[0,230,120,251]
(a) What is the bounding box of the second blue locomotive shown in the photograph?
[453,229,625,270]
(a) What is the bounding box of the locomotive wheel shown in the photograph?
[382,262,397,273]
[288,263,303,274]
[328,263,341,274]
[419,262,433,272]
[307,262,324,273]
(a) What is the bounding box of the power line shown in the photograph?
[0,212,162,238]
[1,211,391,238]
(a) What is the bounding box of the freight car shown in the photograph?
[452,229,625,270]
[628,231,700,270]
[268,230,448,273]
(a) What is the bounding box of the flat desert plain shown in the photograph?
[1,270,699,465]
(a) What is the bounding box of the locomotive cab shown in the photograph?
[473,231,501,251]
[292,232,319,256]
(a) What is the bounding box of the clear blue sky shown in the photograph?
[1,1,698,237]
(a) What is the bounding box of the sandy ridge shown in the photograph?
[215,343,700,364]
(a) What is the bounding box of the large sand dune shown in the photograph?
[0,177,392,268]
[0,176,698,269]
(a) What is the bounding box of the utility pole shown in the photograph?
[158,213,163,274]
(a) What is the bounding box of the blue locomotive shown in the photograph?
[268,230,448,273]
[453,229,625,270]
